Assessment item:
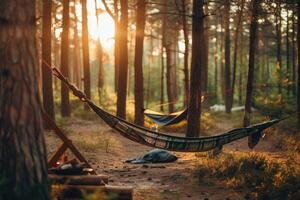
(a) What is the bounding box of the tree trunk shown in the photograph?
[94,0,104,103]
[116,0,128,118]
[181,0,189,107]
[214,27,219,98]
[297,1,300,123]
[61,0,71,117]
[243,0,260,127]
[72,0,82,89]
[292,1,296,96]
[231,0,244,109]
[165,43,176,113]
[114,0,120,93]
[238,25,244,105]
[146,28,154,107]
[82,0,91,110]
[160,25,165,112]
[163,0,177,113]
[286,10,290,95]
[42,0,55,123]
[134,0,146,126]
[161,0,168,111]
[276,0,282,95]
[186,0,204,137]
[224,0,231,113]
[0,1,50,199]
[220,15,225,102]
[202,3,209,101]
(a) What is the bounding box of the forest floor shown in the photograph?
[45,110,294,200]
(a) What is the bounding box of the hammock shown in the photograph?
[48,65,281,152]
[143,108,187,126]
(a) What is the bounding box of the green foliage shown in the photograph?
[196,152,300,200]
[254,95,296,119]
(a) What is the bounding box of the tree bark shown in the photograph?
[94,0,104,103]
[146,28,154,107]
[165,36,177,113]
[134,0,146,126]
[61,0,71,117]
[224,0,231,113]
[238,25,244,105]
[116,0,128,118]
[286,10,290,95]
[292,1,296,96]
[202,3,209,101]
[82,0,91,110]
[186,0,204,137]
[181,0,189,107]
[297,1,300,123]
[160,21,165,112]
[42,0,55,123]
[276,0,282,95]
[114,0,120,93]
[220,15,225,102]
[243,0,260,127]
[163,0,177,113]
[72,0,82,89]
[0,1,50,199]
[214,27,219,98]
[231,0,244,109]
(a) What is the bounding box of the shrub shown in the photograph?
[196,152,300,200]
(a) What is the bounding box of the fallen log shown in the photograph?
[53,185,133,200]
[49,174,109,185]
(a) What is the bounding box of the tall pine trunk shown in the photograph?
[163,1,177,113]
[243,0,260,127]
[114,0,120,93]
[202,3,209,101]
[94,0,104,103]
[276,0,282,96]
[214,27,219,98]
[72,0,82,89]
[286,10,290,95]
[224,0,231,113]
[61,0,71,117]
[238,26,244,104]
[0,1,49,198]
[134,0,146,125]
[181,0,189,107]
[297,1,300,123]
[230,0,244,109]
[160,20,165,112]
[42,0,55,122]
[292,1,296,96]
[116,0,128,118]
[82,0,91,109]
[186,0,204,137]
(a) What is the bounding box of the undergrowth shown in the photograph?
[196,152,300,200]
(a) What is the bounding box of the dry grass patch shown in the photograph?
[196,152,300,200]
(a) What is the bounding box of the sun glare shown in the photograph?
[87,1,115,50]
[97,13,115,50]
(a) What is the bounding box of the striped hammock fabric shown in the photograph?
[143,108,187,126]
[87,100,279,152]
[49,65,280,152]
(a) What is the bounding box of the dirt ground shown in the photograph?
[45,114,286,200]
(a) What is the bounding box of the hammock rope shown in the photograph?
[43,61,283,152]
